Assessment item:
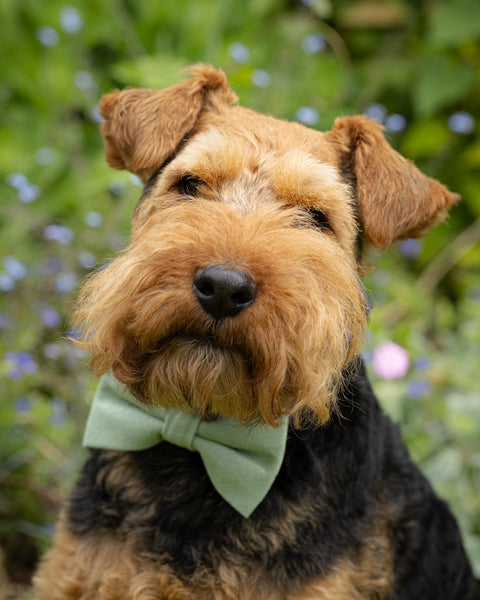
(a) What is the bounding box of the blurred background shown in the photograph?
[1,0,479,596]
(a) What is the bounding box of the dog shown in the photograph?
[33,65,479,599]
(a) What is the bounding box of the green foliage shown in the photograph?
[0,0,479,590]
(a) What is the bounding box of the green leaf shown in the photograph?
[413,56,476,117]
[112,54,190,89]
[428,0,480,48]
[400,119,450,159]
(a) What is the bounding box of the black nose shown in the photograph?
[193,264,257,319]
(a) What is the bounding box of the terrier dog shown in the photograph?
[33,65,479,599]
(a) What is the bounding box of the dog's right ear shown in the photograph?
[326,116,458,249]
[99,65,237,183]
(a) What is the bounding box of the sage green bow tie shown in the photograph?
[83,374,289,518]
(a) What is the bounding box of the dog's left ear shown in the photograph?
[99,65,237,183]
[326,116,459,248]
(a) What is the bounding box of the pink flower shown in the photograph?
[372,341,410,380]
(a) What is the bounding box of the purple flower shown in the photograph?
[36,304,62,328]
[398,238,423,260]
[407,380,432,400]
[5,351,38,379]
[372,341,409,380]
[50,398,67,426]
[15,397,32,413]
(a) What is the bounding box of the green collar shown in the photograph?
[83,374,289,518]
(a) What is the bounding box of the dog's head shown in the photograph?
[73,65,457,425]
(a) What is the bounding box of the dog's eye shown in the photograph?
[307,208,332,231]
[176,176,203,197]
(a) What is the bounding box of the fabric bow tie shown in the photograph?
[83,374,289,518]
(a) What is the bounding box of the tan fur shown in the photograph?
[34,515,391,600]
[34,65,458,599]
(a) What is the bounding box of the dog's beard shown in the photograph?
[134,337,263,422]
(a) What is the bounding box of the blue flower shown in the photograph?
[5,351,38,379]
[90,105,104,123]
[129,174,142,187]
[109,180,127,196]
[60,6,83,34]
[0,273,16,292]
[228,42,250,64]
[6,173,29,189]
[54,273,77,294]
[301,33,327,55]
[36,26,60,47]
[295,106,320,126]
[407,380,432,400]
[448,111,475,135]
[84,211,103,227]
[364,103,387,123]
[43,224,75,245]
[251,69,271,89]
[74,70,96,91]
[3,256,27,280]
[18,183,41,203]
[78,251,96,268]
[6,172,41,202]
[385,113,407,134]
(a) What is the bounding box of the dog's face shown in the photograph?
[73,65,457,426]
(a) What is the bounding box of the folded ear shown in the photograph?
[99,64,238,182]
[326,116,459,248]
